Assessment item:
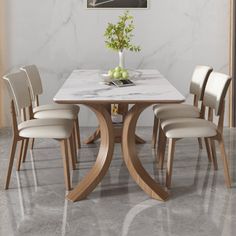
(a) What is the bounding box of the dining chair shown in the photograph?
[20,65,81,152]
[3,71,76,191]
[159,72,231,189]
[152,65,213,150]
[152,65,215,169]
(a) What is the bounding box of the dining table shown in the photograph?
[53,69,185,202]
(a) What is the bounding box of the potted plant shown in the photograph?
[104,10,141,79]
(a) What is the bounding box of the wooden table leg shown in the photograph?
[122,104,169,201]
[83,103,145,144]
[67,104,114,202]
[83,103,111,144]
[84,127,145,144]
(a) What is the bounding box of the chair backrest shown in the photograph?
[203,72,231,116]
[189,65,213,102]
[3,71,32,116]
[20,65,43,101]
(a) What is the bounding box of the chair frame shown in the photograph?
[29,90,81,152]
[20,65,81,151]
[151,66,213,149]
[4,99,76,191]
[152,94,203,145]
[162,75,231,189]
[156,97,215,169]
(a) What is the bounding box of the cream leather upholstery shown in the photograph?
[20,65,80,119]
[33,104,79,119]
[3,71,74,140]
[33,104,80,112]
[161,72,231,139]
[153,104,199,119]
[161,118,217,138]
[20,65,81,150]
[3,72,32,115]
[203,72,231,115]
[160,72,232,189]
[2,71,74,191]
[20,65,43,98]
[153,65,212,120]
[18,119,73,139]
[189,65,213,100]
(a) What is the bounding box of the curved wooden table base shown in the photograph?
[122,104,169,201]
[83,104,145,145]
[67,103,168,202]
[67,104,114,202]
[84,127,145,144]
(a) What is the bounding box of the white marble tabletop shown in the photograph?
[53,69,185,104]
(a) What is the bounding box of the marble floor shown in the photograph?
[0,127,236,236]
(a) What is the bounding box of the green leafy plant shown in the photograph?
[104,11,141,52]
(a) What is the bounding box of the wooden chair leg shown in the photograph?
[204,138,213,162]
[166,138,176,189]
[68,135,76,170]
[74,118,81,149]
[60,139,72,191]
[157,127,167,169]
[218,136,231,188]
[198,138,203,149]
[72,127,78,163]
[16,139,25,171]
[72,123,77,150]
[210,139,218,170]
[30,138,35,150]
[5,138,18,189]
[151,116,159,149]
[22,139,29,163]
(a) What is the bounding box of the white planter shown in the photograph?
[118,50,125,68]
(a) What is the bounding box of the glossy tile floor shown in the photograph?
[0,127,236,236]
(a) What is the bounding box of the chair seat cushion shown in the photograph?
[153,104,200,119]
[33,104,79,120]
[18,119,73,139]
[161,118,217,138]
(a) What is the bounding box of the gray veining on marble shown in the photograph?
[0,127,235,236]
[53,70,185,103]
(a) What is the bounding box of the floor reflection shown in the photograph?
[120,149,232,236]
[16,172,26,218]
[61,199,68,236]
[0,127,235,235]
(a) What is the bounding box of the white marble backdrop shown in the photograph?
[3,0,229,126]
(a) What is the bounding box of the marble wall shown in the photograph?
[3,0,230,126]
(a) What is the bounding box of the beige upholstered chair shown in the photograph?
[152,65,213,149]
[20,65,81,152]
[159,72,231,189]
[3,71,76,191]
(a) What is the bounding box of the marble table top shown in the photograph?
[54,69,185,104]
